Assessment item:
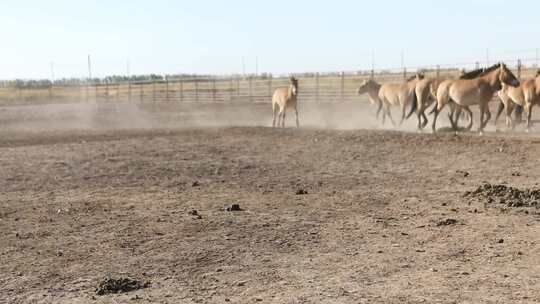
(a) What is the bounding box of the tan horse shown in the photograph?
[407,77,445,130]
[272,76,299,128]
[407,71,479,131]
[378,73,424,125]
[357,78,383,119]
[432,63,520,134]
[495,70,540,130]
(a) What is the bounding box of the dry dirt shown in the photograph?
[3,101,540,303]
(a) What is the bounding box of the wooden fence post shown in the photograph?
[139,82,143,103]
[267,75,272,100]
[315,73,320,103]
[195,79,199,102]
[248,76,253,102]
[95,83,99,102]
[48,85,53,102]
[128,81,132,102]
[229,77,234,101]
[340,72,344,102]
[180,79,183,102]
[212,77,216,102]
[165,76,169,101]
[105,81,109,102]
[152,80,156,103]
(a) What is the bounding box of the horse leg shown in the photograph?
[421,111,429,130]
[483,108,491,130]
[386,104,396,126]
[272,103,278,127]
[478,106,487,135]
[494,100,505,127]
[505,102,515,130]
[375,99,383,120]
[281,108,286,128]
[464,107,473,131]
[399,102,406,126]
[525,103,533,132]
[295,107,299,128]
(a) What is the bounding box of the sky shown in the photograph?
[0,0,538,79]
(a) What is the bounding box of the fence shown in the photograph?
[0,62,538,106]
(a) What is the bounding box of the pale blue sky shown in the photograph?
[0,0,538,79]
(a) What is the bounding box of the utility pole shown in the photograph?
[400,51,404,69]
[242,56,246,78]
[371,50,375,78]
[50,62,55,83]
[255,56,259,76]
[87,54,93,81]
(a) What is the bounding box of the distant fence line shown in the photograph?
[0,62,538,105]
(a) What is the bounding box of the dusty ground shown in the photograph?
[2,101,540,303]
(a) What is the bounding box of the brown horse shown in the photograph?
[272,76,299,128]
[357,78,383,119]
[432,63,520,134]
[378,73,424,126]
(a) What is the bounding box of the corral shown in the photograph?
[2,99,540,303]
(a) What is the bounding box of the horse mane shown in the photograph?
[406,73,424,82]
[459,63,503,79]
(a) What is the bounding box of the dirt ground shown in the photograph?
[3,101,540,303]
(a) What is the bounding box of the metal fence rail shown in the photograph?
[0,64,537,106]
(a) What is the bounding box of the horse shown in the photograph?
[406,77,445,130]
[494,70,540,131]
[378,73,424,126]
[432,63,520,135]
[272,76,299,128]
[494,83,525,130]
[357,78,383,120]
[406,69,485,131]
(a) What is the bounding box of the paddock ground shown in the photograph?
[2,101,540,303]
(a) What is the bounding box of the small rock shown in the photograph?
[498,239,504,244]
[295,189,308,195]
[436,218,458,226]
[192,181,200,187]
[226,204,243,212]
[236,280,247,287]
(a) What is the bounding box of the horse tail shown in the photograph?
[406,91,418,119]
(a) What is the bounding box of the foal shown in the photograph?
[272,76,299,128]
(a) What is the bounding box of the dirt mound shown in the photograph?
[464,183,540,208]
[96,277,149,295]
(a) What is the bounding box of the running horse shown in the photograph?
[272,76,299,128]
[357,78,383,120]
[432,63,520,134]
[406,69,485,131]
[494,70,540,131]
[377,73,424,126]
